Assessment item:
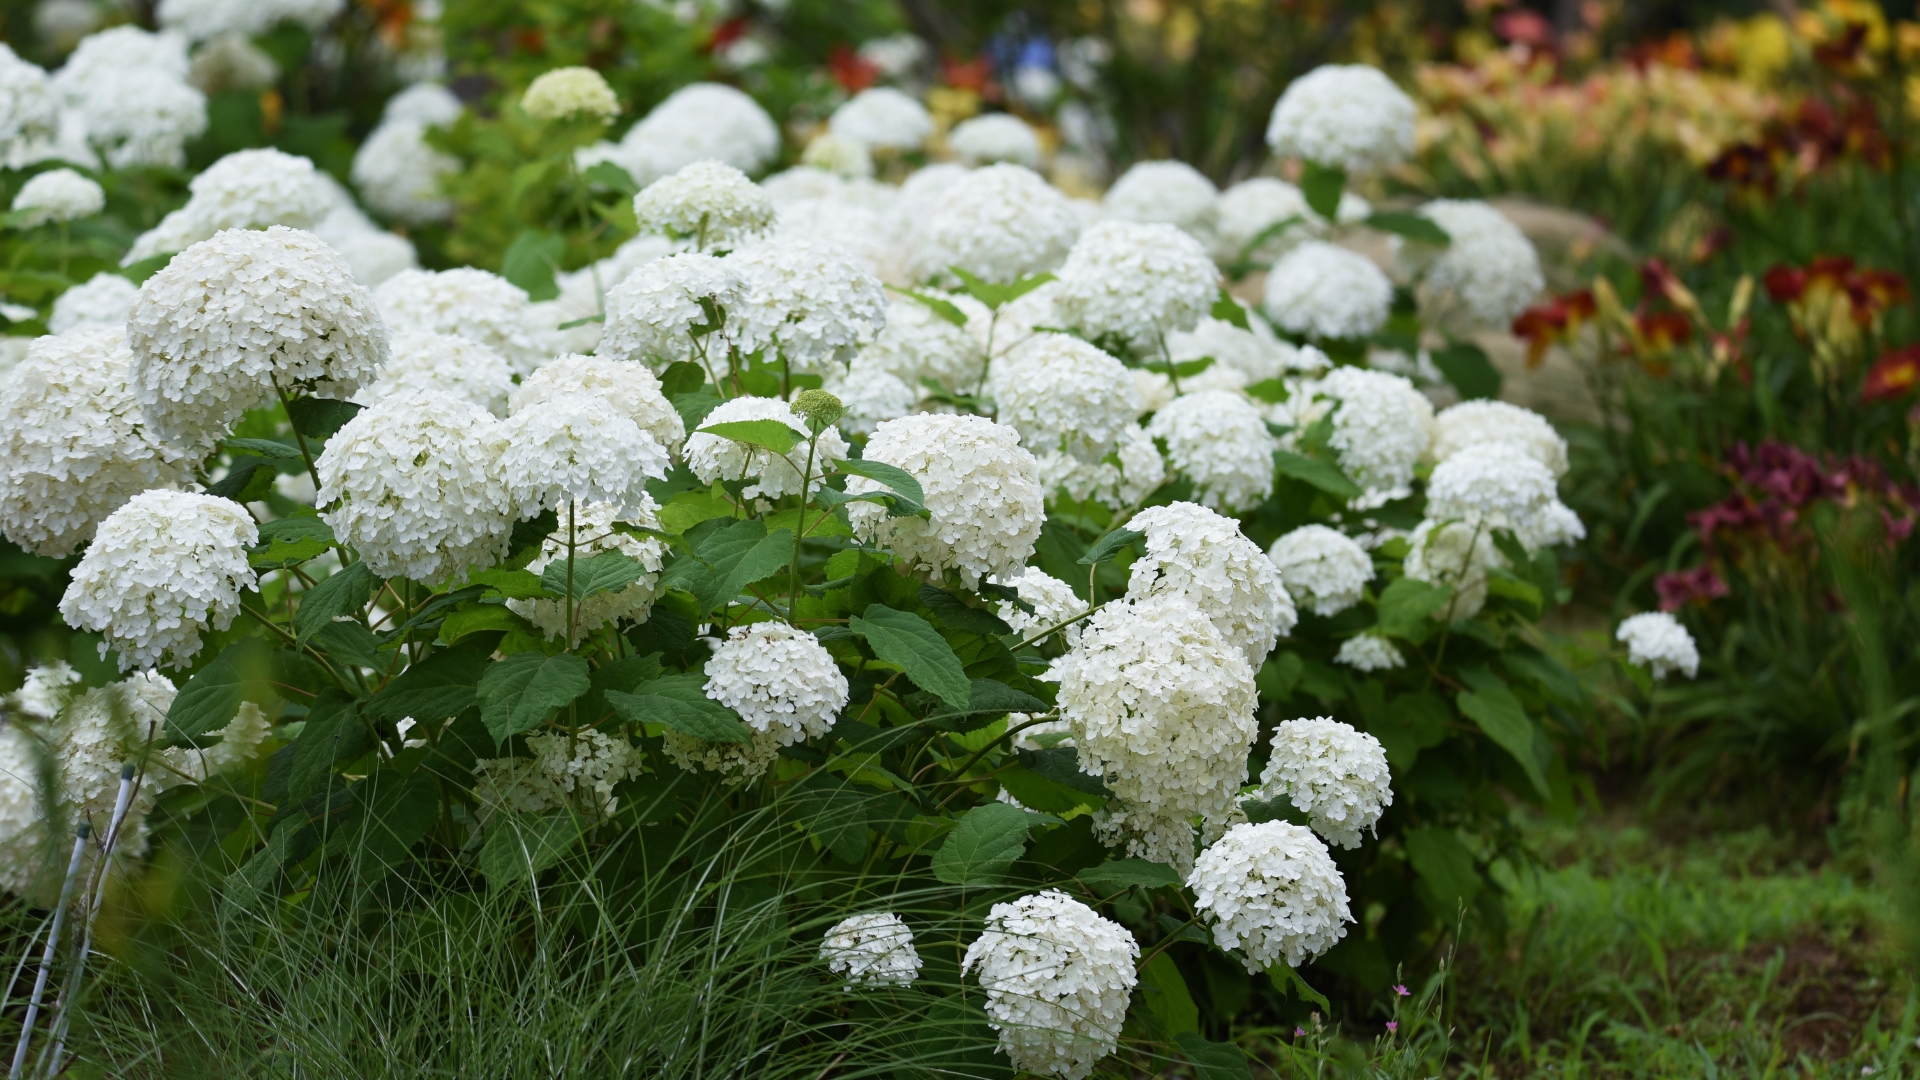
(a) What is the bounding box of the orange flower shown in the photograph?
[1865,345,1920,401]
[1512,289,1597,367]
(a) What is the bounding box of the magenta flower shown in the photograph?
[1294,1027,1306,1037]
[1386,1021,1399,1033]
[1392,984,1410,997]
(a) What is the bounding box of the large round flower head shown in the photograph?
[511,353,684,454]
[0,44,57,160]
[829,87,932,151]
[1414,199,1543,331]
[1404,518,1501,621]
[127,226,389,445]
[0,328,197,557]
[1127,501,1294,666]
[1101,160,1219,243]
[1212,177,1323,265]
[727,238,889,378]
[521,66,618,122]
[1430,399,1568,478]
[498,394,668,517]
[1144,390,1277,513]
[312,208,419,288]
[631,159,772,252]
[846,414,1044,587]
[1335,633,1403,672]
[598,252,743,371]
[1268,524,1374,618]
[950,112,1041,167]
[857,292,990,394]
[1617,612,1700,679]
[374,268,555,377]
[383,82,462,127]
[1166,307,1300,385]
[54,28,206,170]
[1262,241,1392,341]
[1038,425,1166,511]
[772,195,893,278]
[684,395,847,501]
[12,167,100,226]
[48,272,138,335]
[1258,717,1393,850]
[1053,220,1217,352]
[59,489,257,671]
[990,333,1137,462]
[613,82,780,185]
[909,164,1083,286]
[506,498,667,643]
[762,166,850,207]
[1265,64,1415,174]
[157,0,343,40]
[351,120,458,224]
[822,912,921,988]
[821,357,914,436]
[316,389,514,583]
[1308,366,1434,495]
[800,131,874,178]
[361,331,514,416]
[703,621,849,745]
[1056,591,1258,866]
[992,565,1090,647]
[1188,821,1352,971]
[1426,440,1580,551]
[124,147,334,263]
[962,890,1139,1080]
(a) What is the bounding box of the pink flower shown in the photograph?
[1294,1027,1306,1037]
[1386,1021,1399,1033]
[1392,984,1410,997]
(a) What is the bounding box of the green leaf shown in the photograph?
[249,516,334,568]
[671,389,722,433]
[851,604,970,710]
[582,160,639,195]
[165,638,274,742]
[918,584,1013,636]
[1078,526,1144,566]
[362,633,500,724]
[1430,342,1503,401]
[656,486,734,535]
[1138,951,1201,1037]
[1076,858,1181,891]
[477,651,592,745]
[607,675,753,743]
[224,437,303,460]
[1243,378,1290,405]
[437,604,535,644]
[293,562,377,645]
[922,678,1050,731]
[578,653,662,723]
[506,509,560,566]
[1273,450,1362,499]
[660,519,794,612]
[695,418,797,456]
[1015,746,1109,795]
[284,397,363,440]
[1405,826,1482,914]
[539,551,644,601]
[836,458,927,516]
[997,766,1101,813]
[208,462,273,504]
[466,567,547,599]
[287,692,373,800]
[1375,577,1453,640]
[783,775,872,863]
[1211,288,1250,329]
[658,361,707,398]
[891,285,970,326]
[1300,160,1347,220]
[479,810,584,884]
[312,619,384,668]
[1004,272,1055,303]
[1366,211,1451,247]
[1268,962,1332,1011]
[1456,668,1551,799]
[501,228,564,302]
[930,802,1030,885]
[1143,356,1216,378]
[1176,1032,1253,1080]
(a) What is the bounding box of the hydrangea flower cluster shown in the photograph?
[123,147,333,263]
[1053,220,1218,351]
[1188,821,1353,971]
[821,912,922,988]
[1127,502,1295,667]
[632,159,774,251]
[962,891,1139,1080]
[12,167,102,226]
[848,414,1044,587]
[1268,524,1375,617]
[507,499,668,643]
[1617,612,1700,679]
[1258,717,1394,849]
[375,268,555,377]
[1265,63,1417,174]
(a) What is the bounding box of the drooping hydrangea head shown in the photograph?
[1426,440,1582,551]
[1212,177,1323,265]
[1188,821,1353,972]
[631,159,773,252]
[521,66,619,121]
[829,87,932,151]
[1616,612,1700,679]
[961,890,1139,1080]
[992,565,1090,647]
[1306,366,1434,496]
[1258,717,1393,849]
[1403,517,1501,622]
[48,272,138,335]
[511,353,685,455]
[12,167,101,226]
[609,82,780,186]
[1262,241,1393,341]
[123,147,334,263]
[1036,425,1167,512]
[0,328,198,557]
[127,226,389,446]
[846,413,1044,587]
[1414,199,1544,331]
[1265,64,1416,174]
[727,238,889,377]
[1430,399,1568,478]
[1143,390,1276,513]
[949,112,1041,167]
[1267,524,1374,618]
[498,393,669,517]
[703,621,850,745]
[597,252,742,371]
[375,267,555,377]
[909,164,1083,286]
[1053,220,1217,352]
[684,395,847,501]
[989,333,1137,462]
[821,912,921,988]
[1127,501,1294,667]
[1101,160,1219,243]
[506,498,667,644]
[58,489,258,671]
[351,120,458,224]
[360,332,514,416]
[856,292,990,394]
[317,388,514,584]
[1334,633,1403,672]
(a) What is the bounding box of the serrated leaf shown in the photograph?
[437,603,535,644]
[208,462,273,503]
[696,418,797,456]
[930,802,1029,885]
[1430,342,1503,400]
[506,509,559,566]
[501,228,564,302]
[851,604,970,709]
[225,437,304,460]
[165,638,274,742]
[1140,952,1201,1037]
[1268,962,1332,1011]
[1077,858,1181,891]
[1273,450,1361,499]
[287,692,373,800]
[313,619,384,668]
[659,519,794,612]
[480,809,584,884]
[1211,288,1250,329]
[659,361,707,397]
[477,651,592,745]
[284,397,363,440]
[672,389,722,432]
[836,458,927,516]
[997,766,1100,813]
[250,516,334,567]
[293,562,377,645]
[578,653,663,723]
[1300,160,1346,220]
[657,485,734,535]
[466,567,547,599]
[918,584,1013,636]
[1375,577,1454,639]
[1244,378,1289,404]
[922,679,1050,730]
[1456,668,1550,798]
[1015,746,1110,795]
[1078,527,1143,566]
[540,551,644,601]
[1366,211,1451,247]
[606,674,752,743]
[362,633,500,724]
[783,775,872,863]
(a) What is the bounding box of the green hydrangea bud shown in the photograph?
[790,389,845,436]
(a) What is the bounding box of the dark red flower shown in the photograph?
[827,45,880,92]
[1865,345,1920,402]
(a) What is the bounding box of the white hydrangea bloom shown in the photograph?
[1430,399,1568,478]
[1426,441,1581,551]
[1307,366,1434,495]
[703,621,849,745]
[799,131,874,177]
[598,252,742,372]
[351,120,458,224]
[498,394,668,517]
[0,44,57,164]
[662,725,783,785]
[1617,612,1699,679]
[609,82,780,186]
[521,66,618,121]
[909,164,1083,286]
[375,268,555,377]
[1258,717,1392,850]
[525,728,645,815]
[950,113,1041,167]
[360,332,514,416]
[317,389,513,583]
[1265,64,1415,174]
[772,195,893,279]
[1268,524,1373,617]
[1166,310,1298,385]
[470,756,567,819]
[58,490,257,671]
[1144,390,1276,513]
[312,208,419,287]
[128,226,388,446]
[382,82,462,126]
[990,333,1136,462]
[761,166,850,207]
[1188,821,1352,971]
[0,328,197,557]
[1335,634,1403,672]
[857,292,989,395]
[962,890,1138,1080]
[1262,241,1392,341]
[992,566,1088,647]
[541,233,678,354]
[1127,502,1294,667]
[1212,177,1323,265]
[1056,592,1259,870]
[684,395,845,501]
[507,498,667,643]
[631,159,772,252]
[1053,220,1217,351]
[727,238,888,378]
[821,357,914,436]
[1415,199,1543,331]
[1037,425,1166,511]
[12,167,100,225]
[511,353,685,454]
[821,912,921,988]
[124,148,334,263]
[1404,518,1501,621]
[54,28,205,170]
[1101,160,1218,243]
[847,414,1044,587]
[829,87,932,151]
[157,0,343,40]
[4,659,80,720]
